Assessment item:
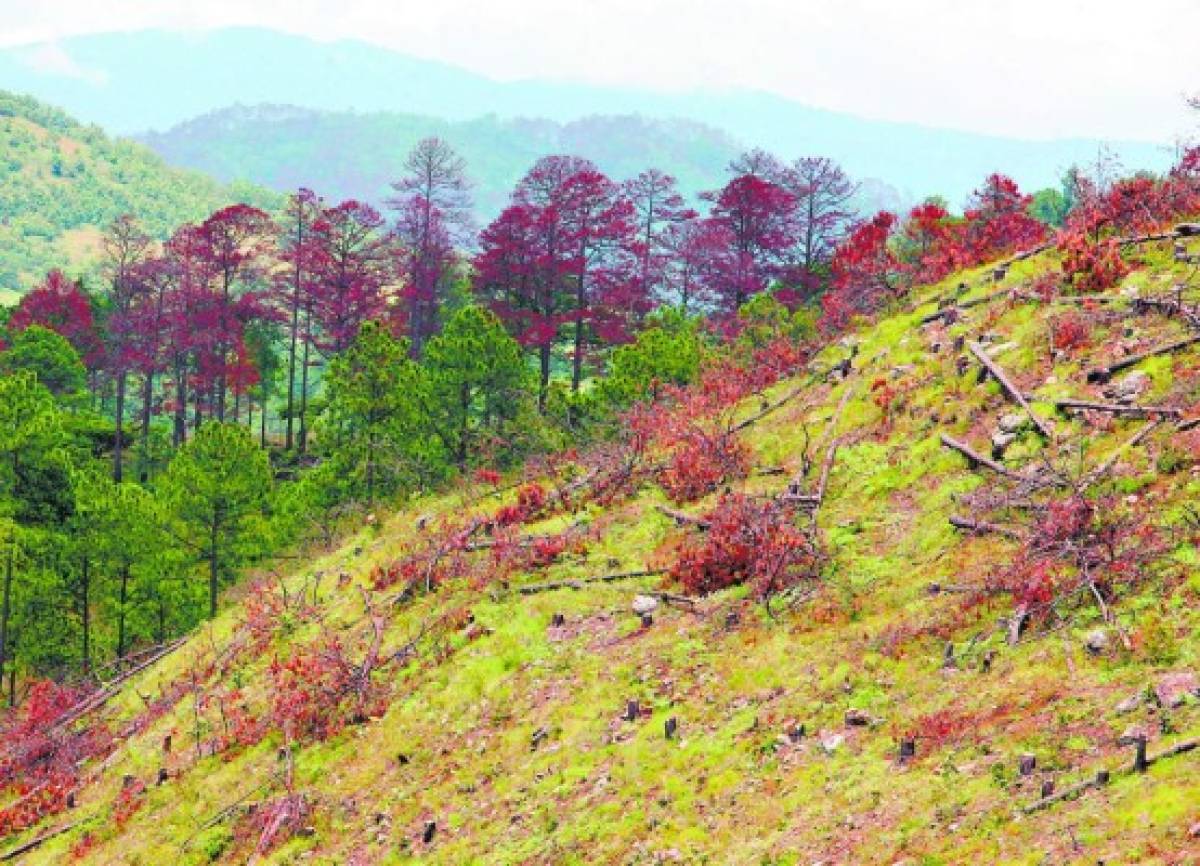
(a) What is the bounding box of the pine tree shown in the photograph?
[160,422,272,619]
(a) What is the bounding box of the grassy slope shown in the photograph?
[0,91,281,293]
[15,243,1200,864]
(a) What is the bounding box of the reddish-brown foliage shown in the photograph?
[268,632,386,744]
[669,494,825,603]
[1050,312,1090,353]
[1059,231,1130,292]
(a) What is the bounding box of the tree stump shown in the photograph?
[898,738,916,762]
[422,820,436,845]
[1133,735,1148,773]
[157,767,169,786]
[162,734,172,754]
[397,753,410,766]
[665,717,678,740]
[550,613,565,628]
[981,649,996,673]
[1040,779,1055,798]
[1095,769,1110,786]
[1018,754,1036,776]
[641,614,653,628]
[787,724,806,743]
[530,727,548,750]
[624,700,640,722]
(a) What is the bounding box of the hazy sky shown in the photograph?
[1,0,1196,142]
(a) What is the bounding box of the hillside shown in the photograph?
[0,91,280,293]
[0,28,1173,203]
[7,233,1200,863]
[137,106,747,217]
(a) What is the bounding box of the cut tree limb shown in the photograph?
[1084,419,1162,485]
[966,340,1054,438]
[518,569,667,595]
[1086,334,1200,383]
[0,822,78,861]
[1055,399,1181,420]
[655,505,711,529]
[948,515,1024,539]
[940,433,1036,483]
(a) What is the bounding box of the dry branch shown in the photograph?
[948,515,1024,539]
[966,340,1054,438]
[939,433,1036,483]
[1055,399,1180,420]
[517,569,666,596]
[1086,334,1200,383]
[0,822,78,861]
[655,505,711,529]
[1084,419,1162,485]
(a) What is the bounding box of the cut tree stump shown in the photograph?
[966,341,1054,438]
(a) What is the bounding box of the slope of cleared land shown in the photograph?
[8,236,1200,865]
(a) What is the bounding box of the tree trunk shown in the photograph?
[538,344,551,412]
[117,566,129,659]
[113,371,126,482]
[0,545,12,703]
[174,363,187,447]
[208,515,220,620]
[80,555,90,674]
[139,372,154,482]
[299,310,312,454]
[260,396,268,448]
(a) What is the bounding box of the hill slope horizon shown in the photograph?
[0,27,1175,204]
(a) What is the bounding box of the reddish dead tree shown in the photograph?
[389,137,473,354]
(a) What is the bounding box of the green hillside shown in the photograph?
[0,91,280,293]
[8,232,1200,863]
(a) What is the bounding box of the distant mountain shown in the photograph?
[0,27,1174,205]
[0,90,280,293]
[137,105,748,217]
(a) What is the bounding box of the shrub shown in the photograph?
[669,494,825,606]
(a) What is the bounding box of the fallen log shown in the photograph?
[966,341,1054,438]
[1086,334,1200,383]
[655,505,711,529]
[948,515,1024,539]
[1021,772,1108,814]
[1055,398,1181,419]
[939,433,1036,483]
[783,438,841,510]
[517,569,666,596]
[732,384,808,432]
[1084,419,1162,485]
[0,822,78,861]
[50,637,188,733]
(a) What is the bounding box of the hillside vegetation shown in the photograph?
[138,105,750,218]
[0,91,279,292]
[8,233,1200,864]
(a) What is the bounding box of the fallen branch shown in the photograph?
[1022,772,1108,814]
[948,515,1024,539]
[1086,334,1200,383]
[50,638,188,733]
[733,384,808,432]
[939,433,1036,483]
[1055,398,1181,419]
[966,340,1054,438]
[518,569,667,596]
[655,505,711,529]
[1084,419,1162,485]
[0,822,78,861]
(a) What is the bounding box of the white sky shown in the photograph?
[0,0,1196,142]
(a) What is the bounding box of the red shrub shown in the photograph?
[669,494,825,602]
[236,792,312,857]
[268,635,384,744]
[657,428,750,504]
[112,778,147,829]
[1059,231,1129,292]
[1050,312,1090,353]
[474,468,502,487]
